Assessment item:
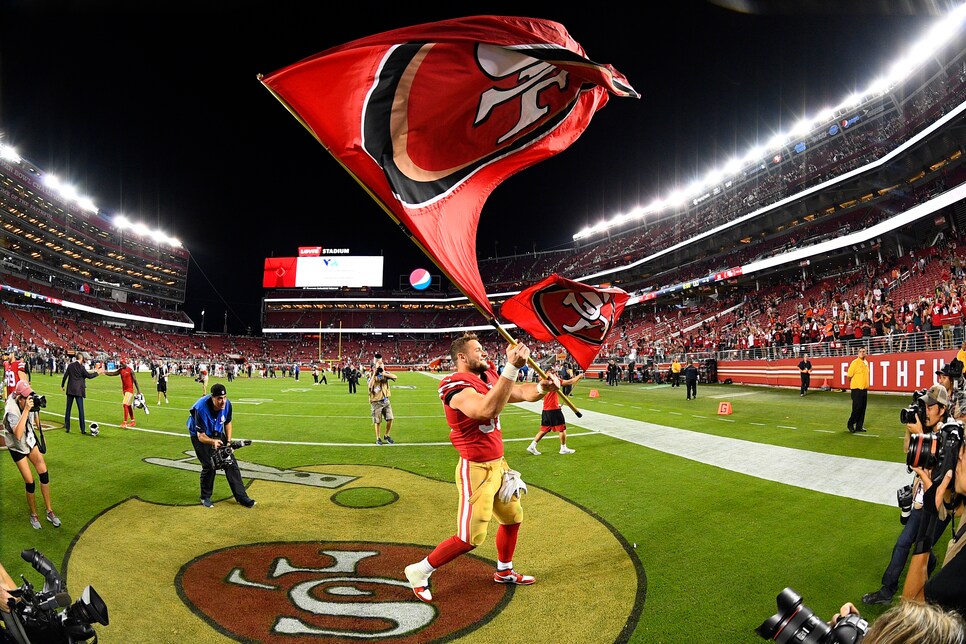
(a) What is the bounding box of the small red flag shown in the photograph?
[500,273,629,371]
[260,16,637,315]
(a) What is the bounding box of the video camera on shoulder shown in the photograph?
[907,419,964,487]
[757,587,867,644]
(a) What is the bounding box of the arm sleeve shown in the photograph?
[924,548,966,613]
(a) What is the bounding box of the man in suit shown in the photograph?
[61,351,103,435]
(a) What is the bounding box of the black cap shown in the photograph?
[210,383,227,397]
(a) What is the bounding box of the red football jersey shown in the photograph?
[119,366,135,393]
[438,368,504,462]
[4,359,23,397]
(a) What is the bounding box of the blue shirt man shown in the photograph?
[187,383,255,509]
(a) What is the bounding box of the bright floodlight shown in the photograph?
[0,144,20,163]
[114,215,131,229]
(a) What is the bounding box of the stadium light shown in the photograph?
[0,144,20,163]
[571,2,966,242]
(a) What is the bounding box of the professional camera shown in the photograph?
[897,484,914,524]
[0,548,108,644]
[907,419,964,487]
[757,587,867,644]
[28,393,47,409]
[211,439,252,470]
[899,388,928,425]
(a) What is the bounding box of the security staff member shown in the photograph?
[846,347,870,433]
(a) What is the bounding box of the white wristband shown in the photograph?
[501,364,520,382]
[536,382,546,395]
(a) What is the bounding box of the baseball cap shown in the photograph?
[924,384,949,407]
[13,381,32,397]
[210,383,227,397]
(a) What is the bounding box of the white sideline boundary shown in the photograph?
[423,372,907,508]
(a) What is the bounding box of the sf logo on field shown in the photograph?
[178,542,506,642]
[534,287,617,344]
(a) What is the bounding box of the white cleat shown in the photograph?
[559,446,575,454]
[404,563,433,602]
[526,444,541,456]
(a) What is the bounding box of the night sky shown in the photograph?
[0,0,949,333]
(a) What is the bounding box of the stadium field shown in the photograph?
[0,370,933,643]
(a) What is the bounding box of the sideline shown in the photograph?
[423,372,907,508]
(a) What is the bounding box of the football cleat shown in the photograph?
[493,569,536,585]
[404,563,433,602]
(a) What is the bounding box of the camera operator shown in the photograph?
[902,423,966,616]
[832,600,964,643]
[186,383,255,509]
[368,355,397,445]
[2,381,61,530]
[862,385,951,607]
[0,561,16,613]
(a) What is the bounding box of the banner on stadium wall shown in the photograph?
[715,349,957,393]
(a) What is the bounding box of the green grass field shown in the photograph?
[0,371,930,642]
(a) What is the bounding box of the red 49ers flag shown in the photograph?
[501,273,629,371]
[260,16,637,315]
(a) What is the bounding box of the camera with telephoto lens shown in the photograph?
[906,419,964,487]
[896,484,914,524]
[757,587,867,644]
[211,439,252,470]
[899,388,929,425]
[0,548,108,643]
[28,393,46,409]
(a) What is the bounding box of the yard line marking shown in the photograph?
[749,422,766,426]
[777,425,797,430]
[691,415,708,419]
[709,392,756,399]
[668,412,682,415]
[717,418,735,422]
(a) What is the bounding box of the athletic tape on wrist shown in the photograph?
[536,382,546,395]
[501,364,520,382]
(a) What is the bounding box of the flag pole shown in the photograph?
[259,76,582,416]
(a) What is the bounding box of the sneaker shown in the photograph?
[493,569,536,585]
[46,511,61,527]
[527,444,541,456]
[201,498,213,508]
[384,436,395,444]
[404,563,433,602]
[376,438,383,445]
[29,514,41,530]
[559,446,575,455]
[157,401,161,406]
[128,420,136,427]
[121,421,130,428]
[862,589,893,605]
[240,498,256,508]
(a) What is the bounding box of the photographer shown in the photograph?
[862,385,950,607]
[0,561,17,613]
[902,421,966,616]
[186,383,255,509]
[2,381,61,529]
[368,355,397,445]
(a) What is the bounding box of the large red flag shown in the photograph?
[500,273,629,371]
[260,16,637,315]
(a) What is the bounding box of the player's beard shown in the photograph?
[466,356,489,376]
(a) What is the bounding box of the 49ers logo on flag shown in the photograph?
[260,16,637,316]
[501,273,629,371]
